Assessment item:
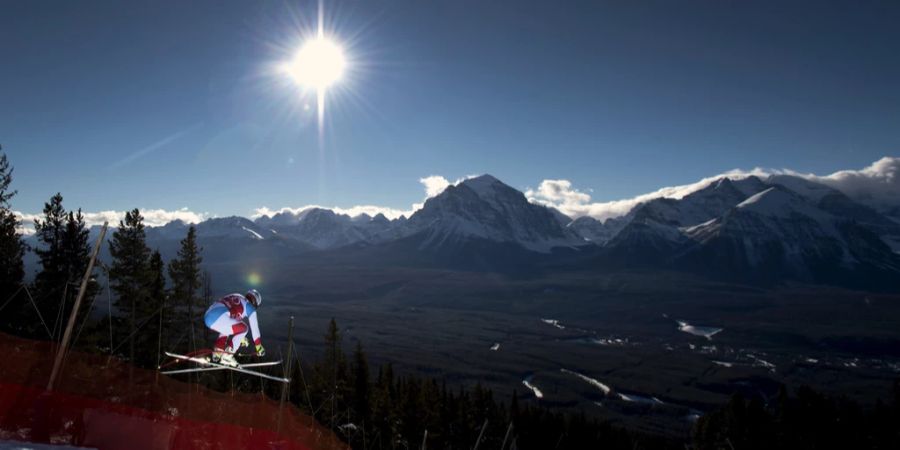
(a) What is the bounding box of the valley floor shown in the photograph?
[249,264,900,437]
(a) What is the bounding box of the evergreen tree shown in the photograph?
[312,318,351,431]
[167,225,202,351]
[32,194,95,340]
[60,209,97,335]
[201,270,212,342]
[109,209,151,364]
[351,341,372,429]
[0,146,26,334]
[33,193,68,331]
[145,249,167,364]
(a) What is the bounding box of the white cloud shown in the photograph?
[14,207,208,233]
[526,157,900,221]
[785,156,900,213]
[526,170,764,221]
[420,175,451,198]
[254,174,479,221]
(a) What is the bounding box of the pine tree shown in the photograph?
[0,146,26,334]
[167,225,202,351]
[145,249,166,365]
[60,209,97,336]
[201,270,212,342]
[33,193,68,332]
[31,196,96,341]
[109,209,151,364]
[311,318,351,431]
[351,341,372,429]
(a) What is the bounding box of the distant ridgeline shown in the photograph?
[26,173,899,289]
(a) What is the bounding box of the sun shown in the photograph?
[285,36,346,90]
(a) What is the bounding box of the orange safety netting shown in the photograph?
[0,332,346,450]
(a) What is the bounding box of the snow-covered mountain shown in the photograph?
[392,175,584,253]
[146,217,274,242]
[28,171,897,287]
[566,216,625,244]
[256,208,357,249]
[679,185,900,284]
[601,177,768,259]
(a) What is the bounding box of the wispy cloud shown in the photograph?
[109,123,202,169]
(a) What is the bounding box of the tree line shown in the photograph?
[693,383,900,450]
[285,318,679,450]
[0,146,207,366]
[215,316,900,450]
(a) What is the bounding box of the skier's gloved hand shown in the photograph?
[256,343,266,357]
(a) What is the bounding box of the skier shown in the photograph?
[204,289,266,367]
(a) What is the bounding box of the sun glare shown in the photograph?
[285,37,346,90]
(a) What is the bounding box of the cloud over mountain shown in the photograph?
[791,157,900,215]
[15,208,208,233]
[420,175,451,198]
[527,157,899,222]
[253,174,479,221]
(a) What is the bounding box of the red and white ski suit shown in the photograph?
[204,293,262,352]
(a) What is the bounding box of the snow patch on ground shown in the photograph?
[560,368,611,395]
[522,377,544,399]
[617,393,665,405]
[490,343,500,351]
[588,337,629,346]
[242,226,264,240]
[676,320,722,340]
[540,318,565,330]
[747,354,777,372]
[712,360,733,368]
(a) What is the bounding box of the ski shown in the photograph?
[158,360,281,376]
[163,351,279,368]
[162,351,289,383]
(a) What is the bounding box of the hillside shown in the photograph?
[0,332,345,450]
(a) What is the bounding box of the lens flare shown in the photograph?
[246,272,262,287]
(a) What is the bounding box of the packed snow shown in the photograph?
[490,343,501,351]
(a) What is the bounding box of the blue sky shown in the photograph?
[2,0,898,222]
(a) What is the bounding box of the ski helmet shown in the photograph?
[246,289,262,307]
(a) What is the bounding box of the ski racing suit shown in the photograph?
[204,293,262,354]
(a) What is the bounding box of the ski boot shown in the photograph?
[218,347,239,367]
[210,347,239,367]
